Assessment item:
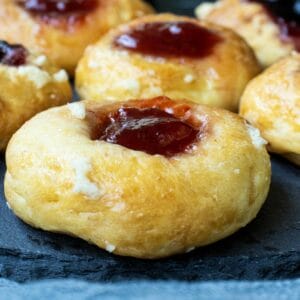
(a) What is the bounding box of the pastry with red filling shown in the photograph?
[195,0,300,67]
[76,14,260,112]
[0,0,154,73]
[0,40,71,151]
[5,96,271,258]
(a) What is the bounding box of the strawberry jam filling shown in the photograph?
[0,41,27,67]
[114,21,222,58]
[87,97,203,157]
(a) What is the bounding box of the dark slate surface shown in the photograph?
[0,0,299,283]
[1,154,300,282]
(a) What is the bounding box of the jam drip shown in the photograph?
[17,0,98,25]
[93,107,199,157]
[114,21,222,58]
[246,0,300,50]
[0,41,27,67]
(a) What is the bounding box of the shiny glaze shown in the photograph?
[114,21,222,58]
[0,41,27,67]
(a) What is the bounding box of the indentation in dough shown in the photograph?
[246,124,267,149]
[105,241,116,253]
[53,70,68,82]
[67,102,86,120]
[71,157,102,199]
[17,66,51,88]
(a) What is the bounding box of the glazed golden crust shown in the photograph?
[240,52,300,165]
[0,50,72,151]
[76,14,260,112]
[5,97,271,259]
[195,0,296,68]
[0,0,154,74]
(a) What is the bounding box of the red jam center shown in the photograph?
[17,0,98,14]
[114,21,222,58]
[246,0,300,50]
[0,41,27,67]
[93,107,199,156]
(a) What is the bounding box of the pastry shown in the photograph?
[195,0,300,68]
[0,40,71,151]
[5,96,271,259]
[240,52,300,165]
[76,14,260,112]
[0,0,154,74]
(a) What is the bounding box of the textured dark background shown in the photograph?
[0,0,299,283]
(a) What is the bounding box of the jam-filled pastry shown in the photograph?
[0,0,154,74]
[76,14,260,112]
[0,40,71,151]
[195,0,300,68]
[240,52,300,166]
[5,96,271,259]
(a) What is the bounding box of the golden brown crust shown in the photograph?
[195,0,296,68]
[240,52,300,165]
[0,0,154,74]
[5,97,271,259]
[75,13,260,112]
[0,49,72,151]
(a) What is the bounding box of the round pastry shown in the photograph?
[76,14,260,112]
[195,0,300,68]
[0,0,154,74]
[0,40,72,151]
[5,96,271,259]
[240,52,300,165]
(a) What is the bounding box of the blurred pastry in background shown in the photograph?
[195,0,300,67]
[76,13,260,112]
[0,40,72,151]
[0,0,154,74]
[240,52,300,165]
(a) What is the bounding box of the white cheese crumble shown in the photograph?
[184,74,195,83]
[6,202,11,210]
[71,158,102,200]
[67,102,86,120]
[34,55,47,66]
[186,247,195,253]
[111,202,126,212]
[246,124,268,149]
[234,169,240,175]
[105,241,116,253]
[17,66,51,89]
[195,3,215,18]
[118,79,140,93]
[53,69,68,82]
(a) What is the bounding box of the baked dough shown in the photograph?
[5,96,271,259]
[240,52,300,166]
[76,14,260,112]
[0,0,154,74]
[0,41,71,151]
[195,0,298,68]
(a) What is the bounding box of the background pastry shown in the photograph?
[195,0,300,68]
[76,14,260,112]
[5,96,271,259]
[240,52,300,165]
[0,40,72,151]
[0,0,154,74]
